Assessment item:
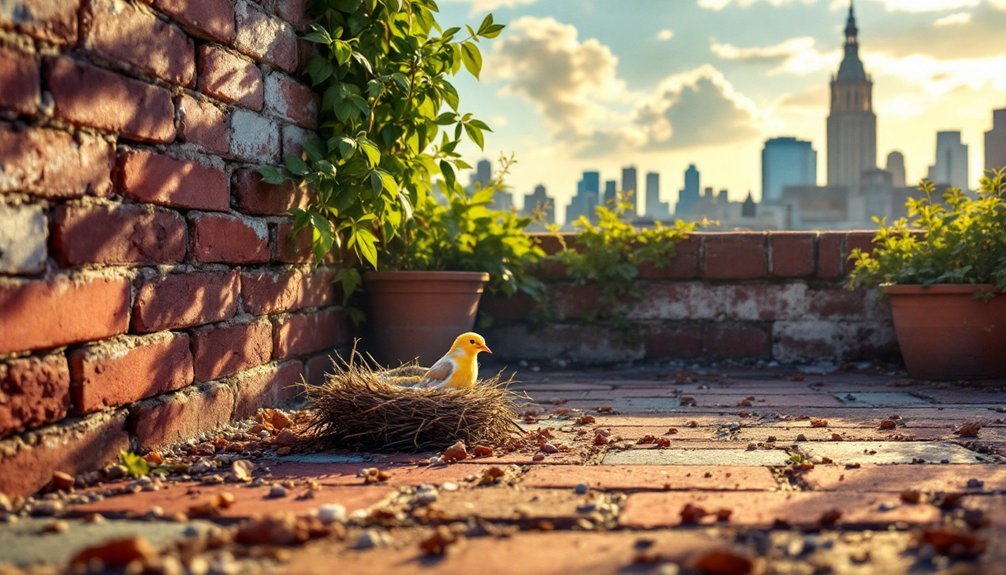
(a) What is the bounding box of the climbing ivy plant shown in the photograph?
[259,0,504,299]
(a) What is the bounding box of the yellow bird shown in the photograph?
[417,332,492,390]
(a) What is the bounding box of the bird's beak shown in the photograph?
[479,343,493,354]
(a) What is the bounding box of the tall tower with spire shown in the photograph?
[826,1,876,189]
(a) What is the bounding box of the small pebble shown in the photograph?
[30,500,63,517]
[966,478,985,489]
[317,504,347,524]
[574,483,589,495]
[440,482,459,492]
[878,502,896,512]
[356,528,390,549]
[269,485,288,498]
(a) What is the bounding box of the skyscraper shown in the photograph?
[522,184,555,225]
[986,108,1006,172]
[469,159,492,189]
[644,172,670,220]
[886,151,906,188]
[603,180,617,206]
[675,164,701,218]
[566,171,601,224]
[927,131,969,190]
[827,1,876,189]
[761,137,816,203]
[621,166,638,212]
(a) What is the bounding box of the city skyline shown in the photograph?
[438,0,1006,222]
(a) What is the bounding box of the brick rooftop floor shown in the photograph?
[2,366,1005,574]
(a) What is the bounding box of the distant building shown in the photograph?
[470,159,491,189]
[762,137,817,203]
[566,171,600,224]
[603,180,617,206]
[644,172,671,220]
[986,108,1006,173]
[742,192,757,218]
[927,131,969,190]
[827,1,876,189]
[522,184,555,227]
[675,164,701,219]
[886,151,906,188]
[621,166,638,213]
[781,185,850,229]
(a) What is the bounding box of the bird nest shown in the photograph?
[303,352,526,452]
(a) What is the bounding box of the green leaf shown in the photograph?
[355,227,379,268]
[441,82,460,111]
[480,23,505,39]
[440,159,456,190]
[284,155,309,177]
[359,139,381,168]
[257,165,285,185]
[337,136,357,160]
[477,14,494,35]
[119,451,149,479]
[333,40,352,66]
[460,42,482,78]
[463,122,484,149]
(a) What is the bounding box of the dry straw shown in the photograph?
[304,351,526,452]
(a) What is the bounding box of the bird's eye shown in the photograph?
[469,339,475,344]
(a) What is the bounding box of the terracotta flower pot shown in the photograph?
[363,271,490,366]
[884,284,1006,380]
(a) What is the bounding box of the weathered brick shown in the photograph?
[281,123,313,159]
[230,109,279,163]
[266,0,310,30]
[45,56,176,143]
[176,93,230,155]
[233,168,308,216]
[274,219,313,263]
[0,411,128,498]
[241,268,335,316]
[770,232,816,277]
[702,323,771,359]
[637,236,701,279]
[772,320,897,363]
[85,0,194,86]
[643,324,702,359]
[0,355,69,438]
[264,72,317,129]
[272,309,348,359]
[0,45,40,115]
[0,276,130,354]
[233,361,302,418]
[0,0,79,44]
[702,233,768,279]
[70,333,193,414]
[479,293,535,322]
[191,320,273,382]
[0,124,113,198]
[234,0,297,73]
[0,203,46,274]
[151,0,235,43]
[51,203,186,265]
[130,382,234,449]
[817,233,844,278]
[197,45,263,110]
[807,287,868,319]
[304,353,334,385]
[117,149,229,211]
[190,212,270,264]
[132,271,238,333]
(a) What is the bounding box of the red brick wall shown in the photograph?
[0,0,348,497]
[482,232,898,365]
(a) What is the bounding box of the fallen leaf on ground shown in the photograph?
[69,536,155,568]
[231,460,254,482]
[691,548,753,575]
[810,419,828,428]
[955,421,982,438]
[442,441,469,462]
[919,528,985,558]
[419,526,461,555]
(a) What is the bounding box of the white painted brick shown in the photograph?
[0,203,47,273]
[281,123,312,159]
[230,108,279,163]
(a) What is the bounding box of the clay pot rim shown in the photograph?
[363,270,490,282]
[883,284,1000,296]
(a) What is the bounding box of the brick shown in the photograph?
[176,93,230,155]
[234,0,298,73]
[0,203,46,274]
[0,355,69,438]
[550,284,602,320]
[233,168,308,216]
[197,45,263,110]
[117,149,229,211]
[702,233,767,279]
[152,0,235,43]
[0,411,128,498]
[522,465,778,491]
[69,333,193,414]
[478,293,536,322]
[132,271,238,333]
[702,323,771,358]
[274,219,313,263]
[233,360,302,418]
[266,0,310,30]
[0,276,130,354]
[770,232,816,277]
[805,464,1006,493]
[637,235,700,279]
[45,56,176,143]
[846,231,876,257]
[230,109,280,163]
[304,353,334,385]
[272,309,348,359]
[241,268,334,315]
[817,232,844,278]
[190,212,270,264]
[0,124,113,198]
[772,320,897,363]
[191,320,273,382]
[264,72,317,129]
[51,203,186,265]
[643,324,702,359]
[130,382,234,449]
[807,287,868,319]
[85,0,194,86]
[629,282,719,321]
[0,0,79,44]
[281,123,313,159]
[0,45,40,115]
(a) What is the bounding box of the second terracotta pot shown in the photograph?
[363,271,490,366]
[884,284,1006,380]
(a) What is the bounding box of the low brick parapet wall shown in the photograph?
[0,0,349,497]
[482,231,898,365]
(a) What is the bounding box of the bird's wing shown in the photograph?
[418,357,456,388]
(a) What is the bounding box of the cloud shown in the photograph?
[711,36,837,75]
[933,11,973,24]
[698,0,813,9]
[877,0,979,12]
[443,0,537,15]
[657,29,675,41]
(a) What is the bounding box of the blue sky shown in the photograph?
[436,0,1006,219]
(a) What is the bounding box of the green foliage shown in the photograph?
[848,169,1006,291]
[552,195,704,332]
[118,450,149,479]
[260,0,505,298]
